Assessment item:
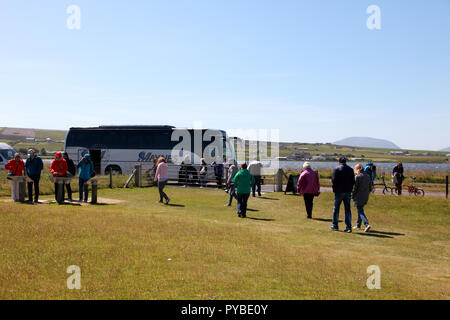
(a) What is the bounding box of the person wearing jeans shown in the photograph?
[233,163,255,218]
[330,157,355,232]
[76,154,94,202]
[352,164,372,232]
[154,157,170,204]
[78,178,89,202]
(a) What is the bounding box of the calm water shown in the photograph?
[44,159,449,173]
[266,161,450,173]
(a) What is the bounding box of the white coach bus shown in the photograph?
[0,143,17,169]
[64,125,236,183]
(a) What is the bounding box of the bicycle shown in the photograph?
[373,176,395,195]
[393,176,425,197]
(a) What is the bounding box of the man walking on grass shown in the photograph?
[233,163,255,218]
[330,156,355,233]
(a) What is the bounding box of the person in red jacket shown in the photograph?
[5,153,25,201]
[50,152,69,201]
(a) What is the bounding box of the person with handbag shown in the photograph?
[5,153,25,202]
[296,162,320,219]
[76,154,95,202]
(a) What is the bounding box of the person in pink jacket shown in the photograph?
[297,162,320,219]
[154,157,170,204]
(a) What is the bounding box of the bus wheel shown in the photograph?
[105,165,122,175]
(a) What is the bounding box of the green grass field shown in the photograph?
[0,187,448,299]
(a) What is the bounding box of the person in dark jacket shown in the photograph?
[25,149,43,203]
[392,162,404,195]
[352,164,372,232]
[63,152,76,201]
[211,160,224,189]
[330,156,355,232]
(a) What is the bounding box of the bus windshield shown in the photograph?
[0,149,15,161]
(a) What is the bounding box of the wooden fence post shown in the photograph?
[276,168,284,192]
[134,164,141,188]
[446,176,448,199]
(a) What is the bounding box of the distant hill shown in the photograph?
[440,147,450,152]
[333,137,401,150]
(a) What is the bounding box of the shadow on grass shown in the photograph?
[246,208,259,212]
[355,233,393,239]
[166,203,185,207]
[247,217,275,222]
[257,197,279,200]
[312,218,343,223]
[369,230,405,236]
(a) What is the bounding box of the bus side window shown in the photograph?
[0,155,4,163]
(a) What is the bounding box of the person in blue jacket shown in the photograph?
[77,154,95,202]
[363,162,377,182]
[25,149,44,203]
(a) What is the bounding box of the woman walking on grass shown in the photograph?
[154,157,170,204]
[296,162,320,219]
[352,164,372,232]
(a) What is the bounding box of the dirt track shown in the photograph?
[261,184,447,198]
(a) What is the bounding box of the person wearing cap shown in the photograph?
[296,162,320,219]
[77,153,95,202]
[330,156,355,232]
[364,162,377,182]
[63,152,76,201]
[50,152,69,201]
[25,149,44,203]
[5,153,25,201]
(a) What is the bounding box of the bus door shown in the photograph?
[89,149,101,174]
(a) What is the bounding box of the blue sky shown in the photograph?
[0,0,449,150]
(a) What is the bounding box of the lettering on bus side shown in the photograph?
[138,152,172,163]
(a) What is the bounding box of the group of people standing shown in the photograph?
[296,156,376,233]
[4,149,95,203]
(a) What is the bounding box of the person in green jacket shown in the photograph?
[232,163,255,218]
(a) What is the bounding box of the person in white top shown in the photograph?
[247,159,263,197]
